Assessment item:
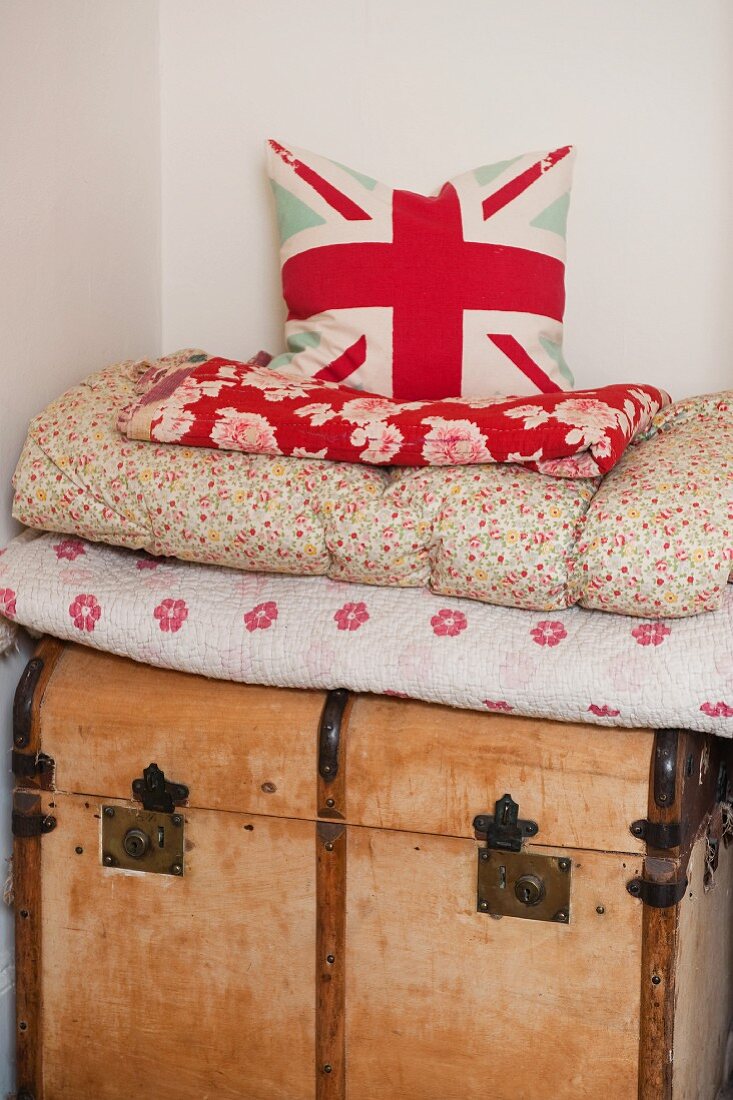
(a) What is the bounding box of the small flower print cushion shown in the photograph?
[267,140,577,400]
[120,355,668,476]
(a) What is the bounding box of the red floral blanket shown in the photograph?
[119,354,669,477]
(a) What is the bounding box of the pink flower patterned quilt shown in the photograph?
[1,531,732,736]
[12,352,733,619]
[119,353,668,477]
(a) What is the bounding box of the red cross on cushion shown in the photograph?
[268,140,576,401]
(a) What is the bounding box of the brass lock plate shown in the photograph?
[477,848,571,923]
[101,805,185,876]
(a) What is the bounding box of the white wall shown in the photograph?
[160,0,733,398]
[0,1,161,1090]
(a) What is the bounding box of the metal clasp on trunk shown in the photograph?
[101,805,185,877]
[131,762,188,813]
[626,876,687,908]
[473,793,538,853]
[473,794,571,923]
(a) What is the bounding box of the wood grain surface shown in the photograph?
[40,644,324,820]
[345,825,644,1100]
[39,793,316,1100]
[345,694,652,853]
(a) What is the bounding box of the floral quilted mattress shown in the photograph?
[12,355,733,618]
[1,531,732,736]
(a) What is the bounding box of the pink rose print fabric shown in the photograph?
[1,532,733,737]
[577,391,733,617]
[120,355,668,477]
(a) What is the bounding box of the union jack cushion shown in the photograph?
[267,140,577,401]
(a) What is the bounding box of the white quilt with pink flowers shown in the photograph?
[1,531,732,736]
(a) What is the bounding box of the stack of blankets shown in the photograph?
[1,348,732,735]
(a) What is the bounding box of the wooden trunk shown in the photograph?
[12,639,733,1100]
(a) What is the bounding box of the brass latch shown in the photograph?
[101,763,188,876]
[474,794,572,924]
[101,805,185,876]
